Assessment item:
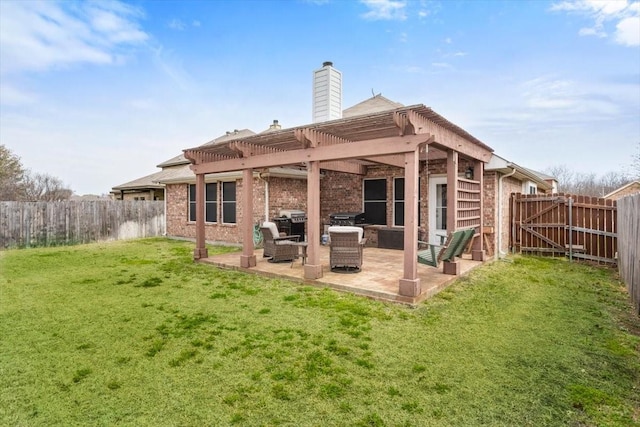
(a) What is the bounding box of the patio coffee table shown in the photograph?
[291,242,308,267]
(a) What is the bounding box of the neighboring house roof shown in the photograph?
[112,170,166,191]
[202,129,256,146]
[155,130,260,169]
[603,180,640,200]
[157,154,189,168]
[485,154,553,191]
[343,94,404,118]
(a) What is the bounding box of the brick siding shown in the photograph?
[165,160,519,255]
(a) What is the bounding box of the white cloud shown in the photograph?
[169,18,202,30]
[168,18,186,30]
[406,66,424,73]
[521,76,620,115]
[360,0,407,21]
[550,0,640,46]
[0,0,148,75]
[615,16,640,45]
[0,84,38,106]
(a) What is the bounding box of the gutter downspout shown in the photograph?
[497,168,517,258]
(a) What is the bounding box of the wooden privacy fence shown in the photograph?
[617,194,639,315]
[0,201,165,249]
[510,193,617,264]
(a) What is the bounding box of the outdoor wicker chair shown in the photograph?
[260,221,300,262]
[328,226,367,272]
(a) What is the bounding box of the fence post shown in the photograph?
[568,196,573,262]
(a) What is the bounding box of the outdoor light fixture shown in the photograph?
[465,167,474,180]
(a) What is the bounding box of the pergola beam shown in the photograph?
[393,111,415,136]
[229,141,286,157]
[320,160,367,175]
[191,134,434,175]
[295,128,352,148]
[406,110,492,161]
[363,154,405,168]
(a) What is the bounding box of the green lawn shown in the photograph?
[1,238,638,426]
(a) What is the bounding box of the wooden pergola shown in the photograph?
[184,105,493,297]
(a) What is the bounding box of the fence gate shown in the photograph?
[510,193,617,264]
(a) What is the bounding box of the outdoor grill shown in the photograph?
[273,209,306,241]
[329,212,366,227]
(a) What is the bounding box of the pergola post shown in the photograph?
[193,173,208,260]
[472,160,486,261]
[304,160,323,279]
[240,168,256,268]
[444,150,460,275]
[399,149,421,297]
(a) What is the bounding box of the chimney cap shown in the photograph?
[322,61,333,67]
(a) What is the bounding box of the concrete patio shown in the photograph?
[199,245,484,305]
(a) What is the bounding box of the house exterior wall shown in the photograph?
[500,176,522,255]
[112,189,164,201]
[482,171,498,257]
[268,177,307,219]
[166,179,256,244]
[320,170,363,221]
[164,159,522,255]
[166,183,192,239]
[166,177,307,244]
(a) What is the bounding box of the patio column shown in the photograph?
[399,149,421,297]
[240,168,256,268]
[472,160,486,261]
[444,150,460,274]
[193,173,208,260]
[304,160,323,280]
[446,150,459,234]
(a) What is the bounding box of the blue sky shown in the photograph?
[1,0,638,195]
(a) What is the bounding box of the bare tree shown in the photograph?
[545,164,575,193]
[23,173,73,201]
[599,171,631,196]
[632,141,640,179]
[0,145,72,201]
[545,164,631,197]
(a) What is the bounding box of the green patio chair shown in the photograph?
[451,228,477,258]
[417,228,471,268]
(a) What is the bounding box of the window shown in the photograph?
[222,181,237,224]
[435,183,447,230]
[188,185,196,221]
[205,183,217,223]
[189,183,218,223]
[394,178,404,226]
[393,177,422,227]
[364,179,387,225]
[524,181,537,195]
